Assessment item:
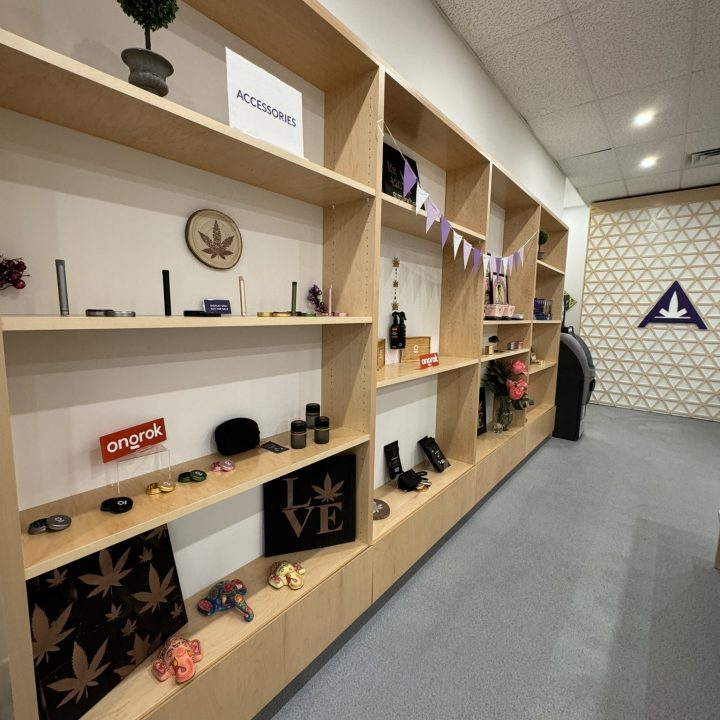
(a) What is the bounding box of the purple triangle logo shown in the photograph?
[638,281,707,329]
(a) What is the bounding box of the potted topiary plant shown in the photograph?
[537,229,548,260]
[117,0,178,97]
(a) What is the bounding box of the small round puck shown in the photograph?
[146,483,162,495]
[100,497,133,513]
[28,518,48,535]
[157,480,176,493]
[189,469,207,482]
[46,514,72,531]
[85,309,112,317]
[105,310,136,317]
[177,472,192,483]
[372,499,390,520]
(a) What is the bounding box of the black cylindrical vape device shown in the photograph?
[55,259,69,316]
[162,269,171,316]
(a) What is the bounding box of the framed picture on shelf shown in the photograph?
[491,272,508,305]
[382,143,420,206]
[484,263,492,308]
[477,386,487,436]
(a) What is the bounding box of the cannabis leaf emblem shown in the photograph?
[144,526,167,542]
[138,546,153,564]
[47,639,110,707]
[121,618,137,637]
[199,220,234,259]
[132,565,176,614]
[79,548,132,599]
[31,605,74,666]
[114,634,153,679]
[105,603,122,622]
[312,473,344,503]
[46,568,67,588]
[170,602,184,620]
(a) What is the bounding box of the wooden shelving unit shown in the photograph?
[528,360,558,375]
[20,428,369,579]
[376,357,477,389]
[0,2,569,718]
[0,314,373,332]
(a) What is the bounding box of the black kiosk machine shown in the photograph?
[553,326,596,440]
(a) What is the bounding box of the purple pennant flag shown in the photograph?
[495,256,502,274]
[462,240,472,268]
[425,200,440,234]
[518,245,525,268]
[473,247,480,273]
[440,216,452,248]
[403,160,418,197]
[513,251,520,273]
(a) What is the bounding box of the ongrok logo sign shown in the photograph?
[99,418,167,463]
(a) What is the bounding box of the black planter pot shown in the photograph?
[121,48,174,97]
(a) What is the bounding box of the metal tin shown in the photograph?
[305,403,320,429]
[314,416,330,444]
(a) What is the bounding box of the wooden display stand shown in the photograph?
[0,2,569,718]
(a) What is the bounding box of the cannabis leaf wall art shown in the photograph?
[185,209,242,269]
[26,525,187,720]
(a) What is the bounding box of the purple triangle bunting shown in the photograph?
[473,247,480,273]
[462,240,471,268]
[425,200,440,234]
[403,160,418,197]
[440,216,452,248]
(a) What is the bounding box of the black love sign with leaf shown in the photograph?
[263,455,356,556]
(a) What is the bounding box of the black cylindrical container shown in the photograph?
[305,403,320,429]
[314,416,330,444]
[291,419,307,449]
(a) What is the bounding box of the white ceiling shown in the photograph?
[433,0,720,204]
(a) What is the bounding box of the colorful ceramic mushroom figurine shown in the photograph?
[268,560,306,590]
[197,578,254,622]
[151,636,203,684]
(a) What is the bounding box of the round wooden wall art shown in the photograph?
[185,209,242,269]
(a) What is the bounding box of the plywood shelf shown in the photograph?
[381,193,485,245]
[376,356,478,389]
[526,403,555,422]
[482,319,531,325]
[20,427,370,579]
[480,348,528,362]
[0,314,372,332]
[476,424,525,462]
[528,360,557,375]
[183,0,377,91]
[372,459,472,542]
[83,540,369,720]
[0,30,375,208]
[536,260,565,276]
[533,320,562,325]
[383,72,488,171]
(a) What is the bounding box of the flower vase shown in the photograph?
[496,396,514,431]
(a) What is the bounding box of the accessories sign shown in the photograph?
[226,47,304,157]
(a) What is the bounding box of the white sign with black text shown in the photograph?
[226,48,303,157]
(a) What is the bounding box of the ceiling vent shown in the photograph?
[688,147,720,167]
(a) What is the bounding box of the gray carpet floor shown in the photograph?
[259,405,720,720]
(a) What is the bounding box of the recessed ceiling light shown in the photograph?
[640,156,657,169]
[633,111,655,127]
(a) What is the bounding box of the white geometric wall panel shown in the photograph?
[580,198,720,421]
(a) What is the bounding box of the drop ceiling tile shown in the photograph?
[560,149,623,187]
[477,16,594,119]
[615,135,685,178]
[688,67,720,132]
[566,0,596,10]
[680,165,720,188]
[693,0,720,71]
[435,0,565,50]
[579,181,628,203]
[530,102,611,160]
[625,172,681,197]
[600,76,690,147]
[572,0,694,97]
[685,128,720,154]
